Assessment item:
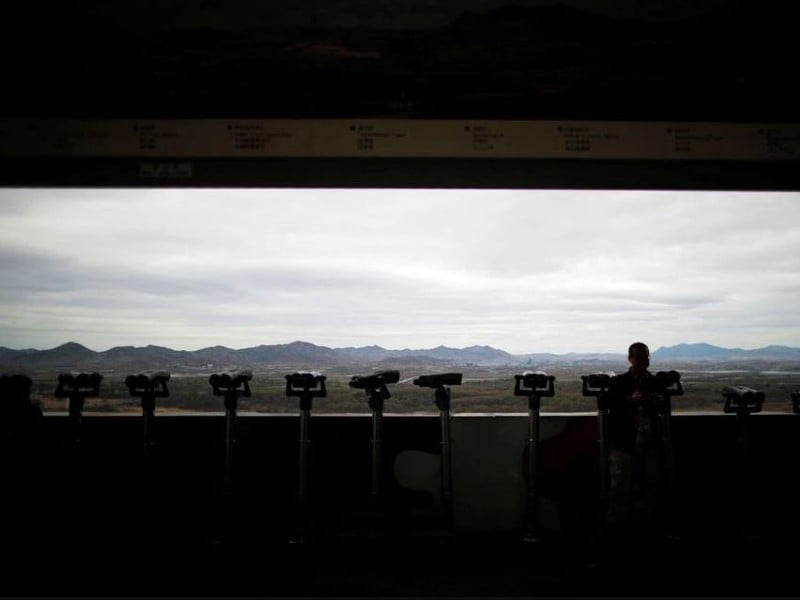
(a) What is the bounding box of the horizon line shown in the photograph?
[0,339,625,355]
[2,339,796,355]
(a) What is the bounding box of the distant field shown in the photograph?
[28,362,800,414]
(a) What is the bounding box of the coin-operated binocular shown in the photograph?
[0,374,41,453]
[413,373,462,525]
[514,371,555,407]
[125,371,170,450]
[721,385,766,537]
[350,370,400,506]
[350,370,399,412]
[285,371,327,409]
[655,369,683,393]
[721,385,765,458]
[124,370,170,498]
[581,372,616,405]
[210,369,253,410]
[209,369,252,497]
[653,370,684,532]
[514,371,555,543]
[0,374,33,400]
[285,371,326,544]
[581,372,616,517]
[791,392,800,415]
[54,372,103,444]
[653,370,683,456]
[413,373,462,410]
[0,374,36,425]
[722,386,765,416]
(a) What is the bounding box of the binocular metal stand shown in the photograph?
[721,385,765,539]
[0,374,39,549]
[514,371,555,543]
[54,372,103,445]
[653,370,684,538]
[0,373,33,397]
[349,370,400,509]
[722,385,765,470]
[209,369,252,498]
[581,372,616,522]
[125,371,170,495]
[413,373,462,529]
[653,371,682,476]
[206,369,252,547]
[0,374,35,428]
[52,371,103,549]
[285,371,326,545]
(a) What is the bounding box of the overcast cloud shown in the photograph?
[0,188,798,354]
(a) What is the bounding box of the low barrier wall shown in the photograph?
[4,412,798,544]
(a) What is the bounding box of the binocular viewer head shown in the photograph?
[0,375,34,418]
[0,374,33,397]
[791,392,800,414]
[514,371,555,397]
[655,370,681,386]
[209,369,253,397]
[349,370,400,390]
[413,372,461,412]
[722,386,764,414]
[655,370,683,396]
[581,372,616,396]
[285,371,327,398]
[412,373,462,389]
[721,385,765,415]
[350,370,399,408]
[125,371,171,397]
[55,372,103,398]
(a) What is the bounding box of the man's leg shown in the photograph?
[607,449,634,530]
[634,443,661,522]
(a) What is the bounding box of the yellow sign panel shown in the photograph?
[1,119,798,160]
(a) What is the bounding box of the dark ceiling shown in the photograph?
[1,0,798,188]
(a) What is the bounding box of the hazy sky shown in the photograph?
[0,188,798,354]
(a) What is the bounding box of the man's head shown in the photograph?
[628,342,650,373]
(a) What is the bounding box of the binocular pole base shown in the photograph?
[289,514,311,547]
[207,370,253,548]
[212,524,243,547]
[522,532,542,544]
[334,508,388,542]
[285,371,327,547]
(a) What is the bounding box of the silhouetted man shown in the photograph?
[605,342,664,532]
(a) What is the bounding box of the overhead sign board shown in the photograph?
[2,119,798,161]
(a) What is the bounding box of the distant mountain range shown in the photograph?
[1,341,798,373]
[651,343,800,361]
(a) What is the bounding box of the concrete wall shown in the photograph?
[3,412,799,546]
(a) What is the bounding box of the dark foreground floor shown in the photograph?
[4,521,797,598]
